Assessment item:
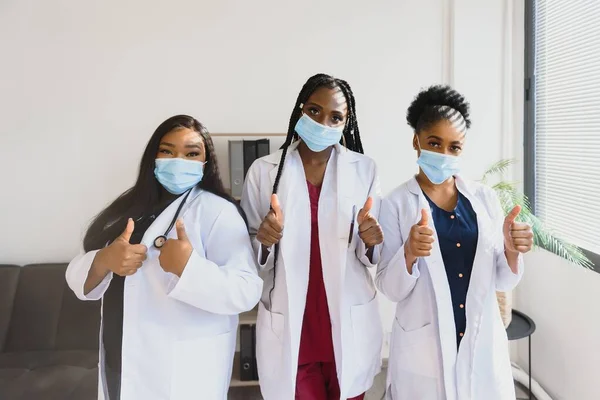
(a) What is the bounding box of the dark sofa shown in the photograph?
[0,263,100,400]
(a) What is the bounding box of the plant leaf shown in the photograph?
[481,159,516,183]
[482,158,594,269]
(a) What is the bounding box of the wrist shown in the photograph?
[504,243,519,256]
[404,249,417,271]
[504,248,520,274]
[405,254,417,265]
[94,249,110,270]
[91,250,111,276]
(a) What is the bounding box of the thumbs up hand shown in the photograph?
[357,197,384,248]
[158,219,194,277]
[405,209,435,269]
[257,194,284,247]
[503,205,533,254]
[96,218,148,277]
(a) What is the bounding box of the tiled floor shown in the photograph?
[228,373,385,400]
[228,370,535,400]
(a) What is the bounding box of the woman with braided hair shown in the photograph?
[241,73,384,400]
[377,85,533,399]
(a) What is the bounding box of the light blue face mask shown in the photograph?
[294,113,344,152]
[416,138,461,184]
[154,158,206,195]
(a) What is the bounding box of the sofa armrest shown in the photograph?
[0,265,21,353]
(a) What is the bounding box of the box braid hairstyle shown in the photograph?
[406,84,472,134]
[268,73,363,309]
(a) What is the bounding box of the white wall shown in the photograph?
[0,0,445,265]
[499,2,600,399]
[515,252,600,400]
[0,0,515,356]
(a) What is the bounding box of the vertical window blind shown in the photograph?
[532,0,600,255]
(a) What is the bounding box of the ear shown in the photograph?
[412,133,419,151]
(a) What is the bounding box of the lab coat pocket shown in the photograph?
[394,318,439,379]
[350,295,383,382]
[256,302,285,379]
[170,329,235,400]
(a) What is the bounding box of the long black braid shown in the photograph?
[268,73,363,310]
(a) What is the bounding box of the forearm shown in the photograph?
[376,244,420,303]
[167,251,262,314]
[405,252,417,275]
[504,249,520,274]
[84,251,111,295]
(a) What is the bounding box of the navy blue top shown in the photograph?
[424,191,479,348]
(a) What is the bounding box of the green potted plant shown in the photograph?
[481,159,594,326]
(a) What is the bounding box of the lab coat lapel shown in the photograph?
[328,145,355,299]
[268,142,311,351]
[120,186,202,399]
[329,145,360,392]
[407,177,458,398]
[455,177,495,340]
[311,146,347,371]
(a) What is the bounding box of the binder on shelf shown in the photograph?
[242,139,270,177]
[229,141,244,199]
[242,140,256,178]
[256,139,270,162]
[239,324,258,381]
[229,139,270,199]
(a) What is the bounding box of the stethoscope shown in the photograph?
[153,189,193,248]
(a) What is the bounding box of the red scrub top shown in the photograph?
[298,181,335,365]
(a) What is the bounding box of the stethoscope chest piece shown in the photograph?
[154,235,167,248]
[152,189,193,249]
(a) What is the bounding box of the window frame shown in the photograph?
[523,0,600,272]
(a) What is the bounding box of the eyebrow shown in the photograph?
[159,141,203,150]
[426,135,463,145]
[306,102,346,115]
[305,102,323,109]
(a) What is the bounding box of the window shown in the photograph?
[524,0,600,269]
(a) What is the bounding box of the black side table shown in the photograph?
[506,309,537,400]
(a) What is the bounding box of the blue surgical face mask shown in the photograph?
[154,158,206,195]
[416,137,461,184]
[294,113,344,152]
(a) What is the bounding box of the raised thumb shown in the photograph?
[505,205,522,226]
[119,218,134,243]
[418,209,429,226]
[358,197,373,224]
[271,194,283,221]
[176,219,189,241]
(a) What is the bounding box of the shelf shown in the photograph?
[239,307,258,325]
[230,351,260,387]
[223,188,241,202]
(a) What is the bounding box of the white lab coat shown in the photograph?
[240,141,384,400]
[376,176,523,400]
[66,187,263,400]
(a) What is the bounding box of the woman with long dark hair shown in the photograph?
[66,115,262,400]
[241,74,384,400]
